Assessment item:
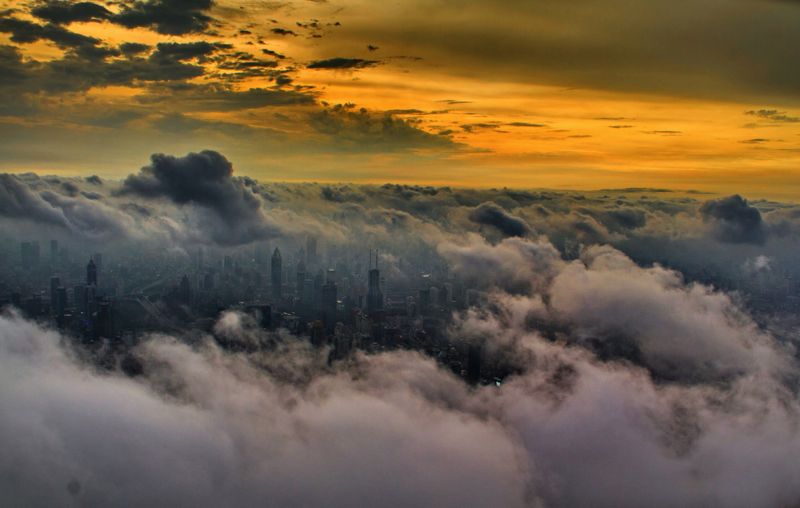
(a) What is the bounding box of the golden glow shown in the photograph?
[1,0,799,200]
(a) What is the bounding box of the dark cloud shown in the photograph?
[117,150,280,245]
[0,16,102,52]
[112,0,215,35]
[151,41,230,61]
[30,1,112,24]
[119,42,150,56]
[700,194,767,244]
[0,173,68,227]
[270,27,297,36]
[468,202,533,237]
[261,48,286,59]
[307,57,379,70]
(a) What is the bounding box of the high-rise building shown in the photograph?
[366,250,383,314]
[271,247,282,301]
[86,258,97,286]
[50,240,58,264]
[56,286,67,317]
[74,285,87,315]
[467,343,482,384]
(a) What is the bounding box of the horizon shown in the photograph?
[3,1,800,507]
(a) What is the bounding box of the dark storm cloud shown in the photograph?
[30,1,112,24]
[117,150,280,245]
[112,0,215,35]
[468,202,533,237]
[700,194,767,244]
[0,174,140,240]
[307,57,379,70]
[0,173,69,227]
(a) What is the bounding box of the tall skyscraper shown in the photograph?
[86,258,97,286]
[74,285,87,315]
[367,250,383,314]
[56,286,67,317]
[271,247,282,301]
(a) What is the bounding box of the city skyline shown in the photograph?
[2,1,800,507]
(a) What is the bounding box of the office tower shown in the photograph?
[223,255,234,272]
[86,258,97,286]
[50,276,60,311]
[467,343,482,384]
[94,301,113,339]
[197,248,204,270]
[74,285,87,315]
[296,260,306,295]
[302,278,315,310]
[56,286,67,317]
[366,250,383,314]
[271,247,282,301]
[322,278,338,333]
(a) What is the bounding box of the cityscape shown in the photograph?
[2,0,800,506]
[4,234,496,383]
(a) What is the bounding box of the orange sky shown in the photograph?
[1,0,799,199]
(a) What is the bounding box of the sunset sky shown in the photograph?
[1,0,799,198]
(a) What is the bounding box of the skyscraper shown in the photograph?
[86,258,97,286]
[367,250,383,314]
[271,247,282,301]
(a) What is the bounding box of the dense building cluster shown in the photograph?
[0,236,497,383]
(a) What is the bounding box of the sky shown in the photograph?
[1,0,800,198]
